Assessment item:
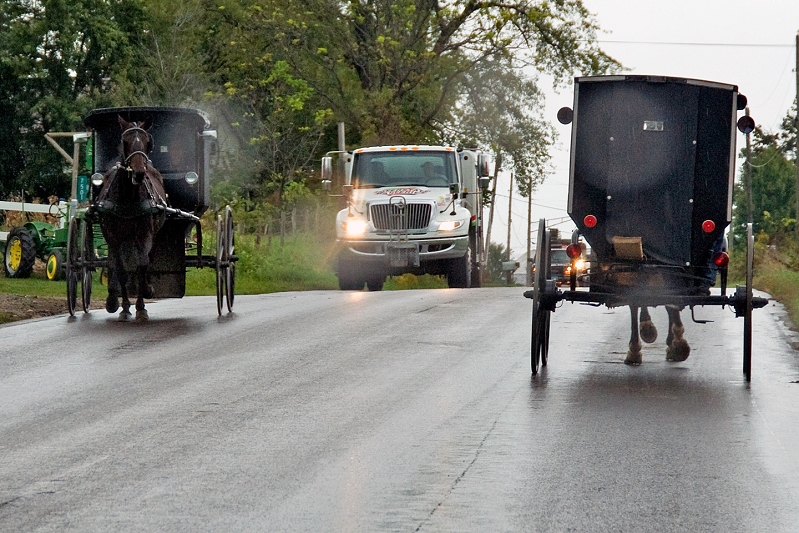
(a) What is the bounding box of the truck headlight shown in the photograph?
[344,219,368,236]
[575,259,585,271]
[438,220,464,232]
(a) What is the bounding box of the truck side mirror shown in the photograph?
[321,156,333,190]
[479,176,490,190]
[449,183,460,196]
[342,184,353,200]
[477,154,491,177]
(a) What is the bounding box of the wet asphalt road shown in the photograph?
[1,287,799,532]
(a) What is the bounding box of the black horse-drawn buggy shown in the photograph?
[527,75,768,382]
[65,106,236,319]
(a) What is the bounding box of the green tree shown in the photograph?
[214,0,618,147]
[732,110,798,248]
[0,0,146,199]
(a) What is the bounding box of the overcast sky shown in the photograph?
[492,0,799,259]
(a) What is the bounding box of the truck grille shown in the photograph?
[370,203,432,230]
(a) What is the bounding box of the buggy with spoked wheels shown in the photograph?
[65,106,236,318]
[526,75,768,381]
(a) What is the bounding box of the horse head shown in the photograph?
[118,115,154,185]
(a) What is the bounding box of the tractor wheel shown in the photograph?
[4,227,36,278]
[46,249,65,281]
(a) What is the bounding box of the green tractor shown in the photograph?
[3,214,105,281]
[3,217,69,281]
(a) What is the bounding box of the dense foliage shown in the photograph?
[1,0,617,213]
[732,101,798,250]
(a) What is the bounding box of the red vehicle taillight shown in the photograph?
[712,251,729,268]
[584,214,597,228]
[702,220,716,233]
[566,243,582,259]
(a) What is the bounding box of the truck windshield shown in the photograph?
[352,151,457,189]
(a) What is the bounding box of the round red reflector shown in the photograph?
[712,252,729,268]
[702,220,715,233]
[566,243,582,259]
[584,214,597,228]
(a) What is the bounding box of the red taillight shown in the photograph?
[566,243,582,259]
[712,251,729,268]
[584,214,597,228]
[702,220,715,233]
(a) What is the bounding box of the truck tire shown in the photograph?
[365,275,385,291]
[4,227,36,278]
[46,249,65,281]
[447,248,471,288]
[337,259,365,290]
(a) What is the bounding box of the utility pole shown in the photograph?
[484,150,502,265]
[745,107,753,225]
[795,32,799,239]
[526,178,533,287]
[506,172,513,284]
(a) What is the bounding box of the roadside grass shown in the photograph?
[752,253,799,328]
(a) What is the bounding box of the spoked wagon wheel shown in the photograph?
[224,206,235,312]
[215,213,224,316]
[531,218,553,375]
[743,222,754,382]
[65,217,80,316]
[81,219,95,313]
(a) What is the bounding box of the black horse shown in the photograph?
[96,116,166,320]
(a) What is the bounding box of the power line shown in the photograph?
[598,39,794,48]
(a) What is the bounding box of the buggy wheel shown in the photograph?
[743,222,754,382]
[224,206,235,312]
[531,219,552,375]
[66,218,80,316]
[4,227,36,278]
[541,311,551,367]
[215,214,224,316]
[81,220,95,313]
[46,249,65,281]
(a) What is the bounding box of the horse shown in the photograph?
[96,116,166,320]
[625,305,690,365]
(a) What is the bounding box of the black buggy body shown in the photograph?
[566,75,741,296]
[527,75,767,381]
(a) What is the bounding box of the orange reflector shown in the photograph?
[584,214,597,228]
[702,220,715,233]
[713,251,729,268]
[566,243,582,259]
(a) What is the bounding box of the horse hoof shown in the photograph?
[624,351,642,365]
[666,340,691,362]
[640,320,658,344]
[106,295,120,313]
[118,310,133,322]
[136,309,149,321]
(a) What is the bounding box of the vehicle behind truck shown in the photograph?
[321,145,491,290]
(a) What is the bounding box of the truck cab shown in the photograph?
[322,145,491,290]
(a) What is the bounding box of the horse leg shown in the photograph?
[135,265,149,321]
[117,267,133,321]
[639,306,658,344]
[106,250,121,313]
[666,305,690,361]
[625,305,643,365]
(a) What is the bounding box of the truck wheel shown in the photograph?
[338,275,364,290]
[46,249,65,281]
[447,248,471,288]
[4,227,36,278]
[366,275,385,291]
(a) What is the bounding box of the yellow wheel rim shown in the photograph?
[7,238,21,271]
[46,254,57,280]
